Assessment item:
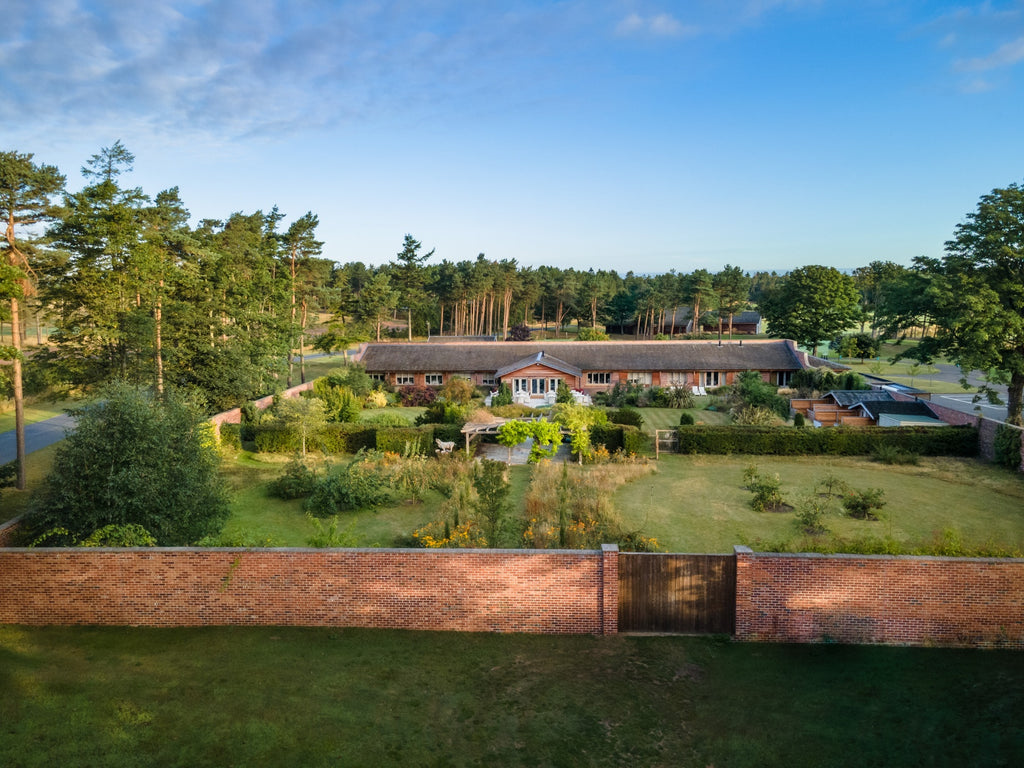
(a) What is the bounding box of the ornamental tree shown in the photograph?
[901,182,1024,425]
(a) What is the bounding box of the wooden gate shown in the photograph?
[618,553,736,634]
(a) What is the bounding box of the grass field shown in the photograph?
[0,444,59,524]
[616,454,1024,553]
[0,625,1020,767]
[0,399,75,434]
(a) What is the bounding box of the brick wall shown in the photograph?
[208,381,315,435]
[734,546,1024,648]
[0,547,616,635]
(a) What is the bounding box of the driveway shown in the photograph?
[0,413,76,465]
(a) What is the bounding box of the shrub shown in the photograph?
[322,365,375,397]
[609,407,644,429]
[731,405,782,426]
[556,379,574,404]
[267,458,319,500]
[748,471,784,512]
[576,326,609,341]
[872,444,919,465]
[313,378,362,422]
[507,323,532,341]
[28,384,229,546]
[364,389,389,409]
[490,382,513,407]
[621,425,647,455]
[842,488,886,520]
[398,385,436,406]
[793,411,806,428]
[415,401,469,426]
[816,471,850,500]
[678,412,696,426]
[305,454,391,516]
[591,423,624,452]
[79,523,157,547]
[793,494,831,534]
[993,424,1023,471]
[439,376,476,405]
[219,423,242,450]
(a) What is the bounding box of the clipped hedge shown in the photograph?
[219,423,242,450]
[590,423,624,452]
[621,425,648,455]
[253,424,299,453]
[674,425,978,457]
[318,423,378,454]
[430,423,464,445]
[376,426,433,456]
[252,423,378,454]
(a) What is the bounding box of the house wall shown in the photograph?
[0,547,618,635]
[734,547,1024,648]
[499,364,580,392]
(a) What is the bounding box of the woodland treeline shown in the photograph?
[4,144,1023,427]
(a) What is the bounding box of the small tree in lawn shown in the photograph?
[496,419,533,464]
[842,488,886,520]
[276,397,327,457]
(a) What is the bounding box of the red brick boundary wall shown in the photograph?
[208,381,315,436]
[734,546,1024,648]
[0,547,619,635]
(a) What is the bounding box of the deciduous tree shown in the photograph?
[761,265,859,355]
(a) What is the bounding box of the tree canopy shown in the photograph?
[901,181,1024,424]
[760,265,860,355]
[29,384,230,545]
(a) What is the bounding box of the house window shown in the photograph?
[704,371,721,387]
[369,373,386,383]
[776,371,792,386]
[627,372,653,386]
[513,378,529,393]
[662,371,687,387]
[482,375,496,387]
[587,372,611,385]
[425,373,443,386]
[396,375,415,386]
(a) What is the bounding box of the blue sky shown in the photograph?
[3,1,1023,273]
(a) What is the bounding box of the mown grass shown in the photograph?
[0,399,76,434]
[0,625,1020,767]
[615,454,1024,553]
[0,444,59,524]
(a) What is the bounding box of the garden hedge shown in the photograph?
[252,423,379,454]
[219,423,242,450]
[590,423,624,452]
[376,426,433,456]
[621,425,648,455]
[674,425,978,456]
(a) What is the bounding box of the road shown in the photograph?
[0,413,76,466]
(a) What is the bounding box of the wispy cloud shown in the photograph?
[919,2,1024,91]
[615,12,698,38]
[0,0,594,146]
[956,35,1024,71]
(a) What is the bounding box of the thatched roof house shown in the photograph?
[357,339,820,399]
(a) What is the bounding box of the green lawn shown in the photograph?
[0,399,76,434]
[0,625,1020,767]
[615,454,1024,553]
[0,444,59,524]
[634,405,730,435]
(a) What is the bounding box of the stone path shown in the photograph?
[474,438,572,465]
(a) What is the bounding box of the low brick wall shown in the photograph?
[0,547,617,635]
[734,546,1024,648]
[209,381,315,435]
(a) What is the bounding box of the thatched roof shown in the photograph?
[358,339,807,373]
